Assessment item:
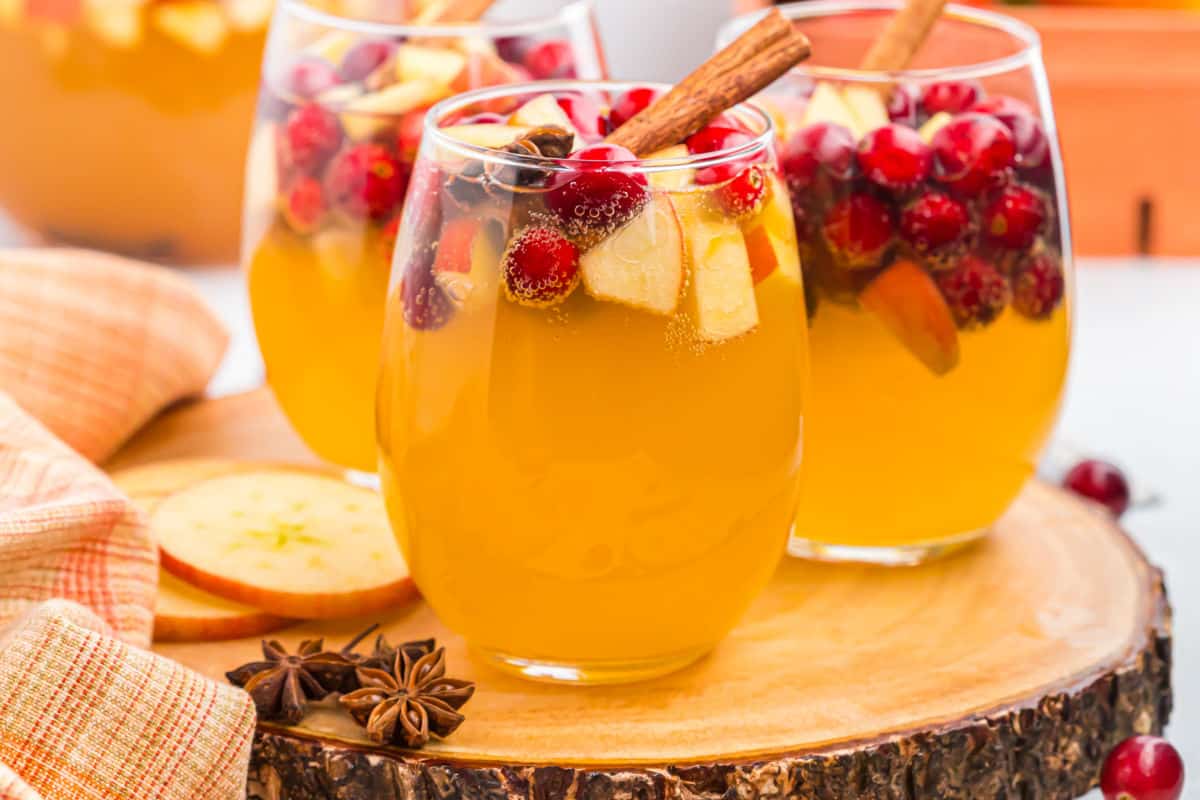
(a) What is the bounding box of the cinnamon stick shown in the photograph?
[858,0,948,72]
[413,0,493,25]
[606,9,810,156]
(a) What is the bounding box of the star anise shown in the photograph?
[339,646,475,748]
[337,628,436,692]
[226,639,355,725]
[447,125,576,205]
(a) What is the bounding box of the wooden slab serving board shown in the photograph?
[107,389,1172,800]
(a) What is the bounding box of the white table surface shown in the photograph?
[183,260,1200,788]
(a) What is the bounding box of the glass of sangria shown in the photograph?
[718,2,1072,565]
[376,81,808,683]
[242,0,604,475]
[0,0,270,262]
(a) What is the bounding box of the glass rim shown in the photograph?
[279,0,594,39]
[424,80,777,175]
[718,0,1042,83]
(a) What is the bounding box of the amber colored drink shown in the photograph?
[243,1,605,472]
[376,83,808,683]
[0,0,266,262]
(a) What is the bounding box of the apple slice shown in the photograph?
[742,173,801,287]
[451,49,527,92]
[860,259,960,375]
[110,459,294,643]
[341,80,443,140]
[580,194,684,315]
[433,217,501,311]
[152,468,416,620]
[645,145,694,190]
[440,123,532,149]
[676,197,758,342]
[843,85,889,136]
[801,82,862,138]
[396,44,468,87]
[918,111,953,143]
[151,0,228,54]
[509,93,579,140]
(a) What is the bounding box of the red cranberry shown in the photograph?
[822,193,895,269]
[495,35,532,63]
[936,254,1010,328]
[325,143,409,221]
[401,251,454,331]
[1012,252,1065,319]
[932,113,1015,196]
[337,39,395,82]
[609,87,664,128]
[982,184,1046,249]
[715,165,767,218]
[556,93,607,142]
[781,122,856,189]
[686,125,758,185]
[921,80,984,115]
[887,84,920,126]
[503,226,580,306]
[1064,460,1131,517]
[278,102,343,175]
[857,123,932,191]
[546,143,649,237]
[522,39,576,79]
[1101,736,1183,800]
[395,108,428,160]
[284,58,340,99]
[971,96,1051,170]
[900,189,970,254]
[280,177,326,234]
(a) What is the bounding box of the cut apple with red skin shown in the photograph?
[433,216,501,311]
[580,194,684,315]
[860,259,961,375]
[152,468,416,620]
[743,173,802,287]
[508,92,579,140]
[154,572,293,643]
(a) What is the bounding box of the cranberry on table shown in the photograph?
[857,123,932,191]
[1100,735,1184,800]
[781,122,856,189]
[522,39,576,79]
[936,254,1010,328]
[822,193,895,270]
[900,189,970,256]
[285,58,340,99]
[920,79,984,115]
[503,226,580,306]
[325,143,409,221]
[337,39,396,82]
[279,102,344,175]
[1012,252,1065,319]
[715,165,767,218]
[608,86,664,128]
[686,125,757,185]
[982,184,1047,249]
[1063,459,1131,517]
[931,113,1016,196]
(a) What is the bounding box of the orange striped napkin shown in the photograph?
[0,248,254,799]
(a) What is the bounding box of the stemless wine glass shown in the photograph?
[0,0,268,262]
[242,0,604,476]
[377,80,808,683]
[718,2,1073,565]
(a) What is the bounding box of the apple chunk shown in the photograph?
[801,82,862,137]
[341,80,443,140]
[842,85,889,136]
[645,145,694,190]
[396,44,467,87]
[433,217,502,311]
[440,123,532,149]
[860,259,960,375]
[152,468,417,620]
[580,195,684,315]
[742,173,801,286]
[677,198,759,342]
[509,92,579,140]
